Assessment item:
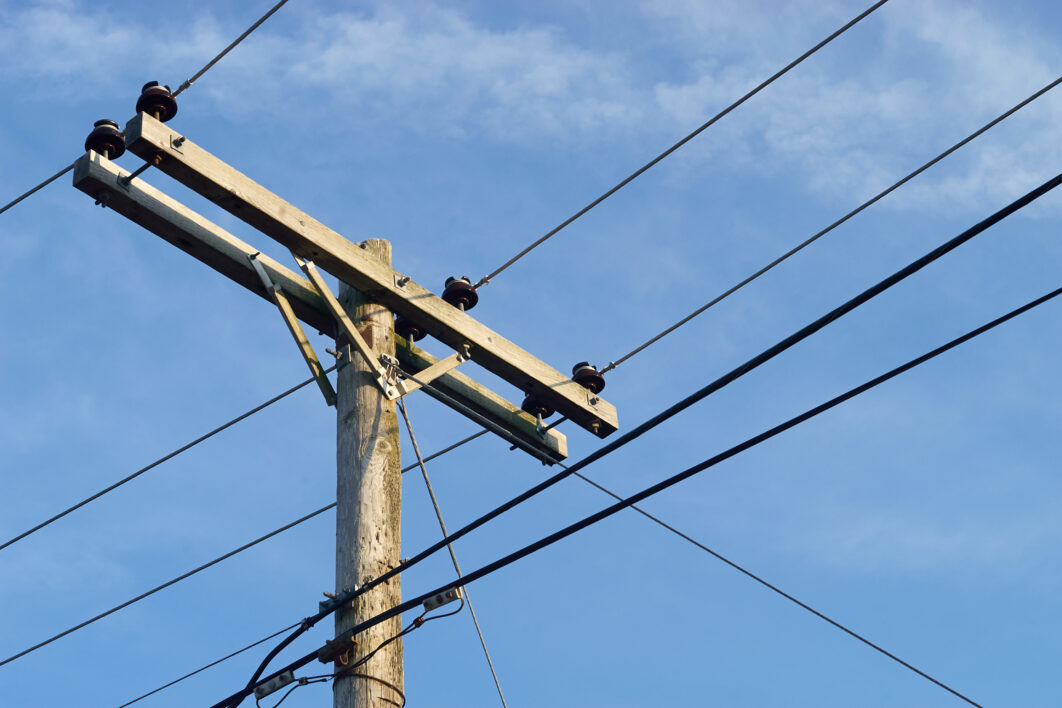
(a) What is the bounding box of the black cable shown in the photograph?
[4,0,291,218]
[599,73,1062,373]
[111,430,484,706]
[173,0,293,96]
[0,504,334,669]
[230,169,1061,704]
[473,0,890,288]
[0,365,336,553]
[117,623,300,707]
[225,277,1062,708]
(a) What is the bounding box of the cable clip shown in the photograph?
[318,630,358,665]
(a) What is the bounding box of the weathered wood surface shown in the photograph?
[71,152,567,461]
[335,240,403,708]
[125,113,618,438]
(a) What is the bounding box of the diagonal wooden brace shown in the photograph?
[293,255,400,400]
[395,344,471,397]
[248,252,337,406]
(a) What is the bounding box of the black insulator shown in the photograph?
[520,394,554,419]
[441,276,478,311]
[136,81,178,122]
[571,361,606,394]
[395,316,426,342]
[84,119,126,159]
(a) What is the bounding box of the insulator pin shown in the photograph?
[136,81,178,122]
[84,119,126,159]
[571,362,605,393]
[395,316,426,342]
[520,394,554,419]
[441,276,478,311]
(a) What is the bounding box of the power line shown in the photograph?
[566,470,972,705]
[117,623,300,707]
[315,169,1062,622]
[398,399,508,708]
[231,170,1062,704]
[0,163,74,217]
[472,0,890,289]
[1,0,291,219]
[220,275,1062,708]
[599,73,1062,373]
[0,365,336,553]
[173,0,293,96]
[105,433,486,707]
[0,504,334,669]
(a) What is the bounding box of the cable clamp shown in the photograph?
[318,629,358,665]
[253,670,295,699]
[423,586,462,611]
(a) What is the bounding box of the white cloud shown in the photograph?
[1,0,1058,212]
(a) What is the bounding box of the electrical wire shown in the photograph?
[0,365,336,553]
[107,433,484,707]
[223,277,1062,708]
[398,399,508,708]
[255,677,328,708]
[3,0,290,217]
[173,0,293,96]
[598,73,1062,374]
[0,163,74,216]
[0,503,334,669]
[227,170,1061,705]
[117,623,300,707]
[473,0,889,288]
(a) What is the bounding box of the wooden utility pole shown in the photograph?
[74,114,623,704]
[334,239,403,708]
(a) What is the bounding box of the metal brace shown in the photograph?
[248,252,337,406]
[293,254,401,400]
[395,343,472,397]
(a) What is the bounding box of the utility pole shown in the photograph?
[73,109,622,704]
[334,240,404,708]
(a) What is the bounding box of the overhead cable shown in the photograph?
[107,431,486,706]
[600,73,1062,373]
[217,274,1062,708]
[473,0,890,288]
[173,0,293,96]
[232,170,1062,705]
[0,163,74,217]
[2,1,291,217]
[0,504,333,669]
[0,365,336,553]
[117,624,300,707]
[398,400,508,708]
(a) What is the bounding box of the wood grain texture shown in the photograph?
[335,240,403,708]
[71,152,567,461]
[125,113,618,437]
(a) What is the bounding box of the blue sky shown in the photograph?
[2,0,1062,706]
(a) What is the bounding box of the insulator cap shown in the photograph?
[136,81,178,122]
[395,316,426,342]
[520,394,554,419]
[84,119,126,159]
[442,276,478,311]
[571,361,605,393]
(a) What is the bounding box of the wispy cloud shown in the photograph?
[2,0,1058,211]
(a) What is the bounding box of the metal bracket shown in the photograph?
[395,344,471,397]
[248,252,337,406]
[424,587,462,612]
[294,254,401,400]
[254,670,296,699]
[318,629,359,665]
